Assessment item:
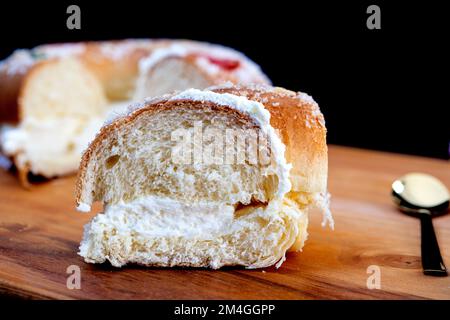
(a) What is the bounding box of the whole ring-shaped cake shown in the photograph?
[0,39,270,185]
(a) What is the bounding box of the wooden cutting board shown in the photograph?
[0,145,449,299]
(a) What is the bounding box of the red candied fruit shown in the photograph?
[195,53,240,71]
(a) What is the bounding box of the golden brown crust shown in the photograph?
[76,84,328,206]
[0,62,30,124]
[211,84,328,196]
[0,60,54,185]
[76,41,154,100]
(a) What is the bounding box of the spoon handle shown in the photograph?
[420,214,447,276]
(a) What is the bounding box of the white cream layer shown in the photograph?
[79,195,302,248]
[78,195,305,268]
[0,98,136,178]
[96,196,238,238]
[1,117,104,177]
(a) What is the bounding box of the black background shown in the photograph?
[1,1,448,159]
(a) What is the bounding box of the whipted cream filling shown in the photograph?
[0,117,104,177]
[79,196,305,268]
[0,100,133,178]
[103,197,237,238]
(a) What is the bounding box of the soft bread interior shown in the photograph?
[84,103,278,206]
[0,58,107,177]
[21,58,107,119]
[79,102,305,268]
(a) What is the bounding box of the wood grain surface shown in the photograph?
[0,145,449,299]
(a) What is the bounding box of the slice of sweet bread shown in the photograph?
[76,84,332,269]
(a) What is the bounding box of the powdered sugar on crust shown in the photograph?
[137,43,188,77]
[98,39,153,60]
[297,92,317,106]
[169,89,272,126]
[103,101,140,126]
[137,42,270,84]
[106,83,278,125]
[34,43,86,58]
[210,83,295,99]
[36,40,154,61]
[209,83,325,129]
[0,50,35,75]
[299,94,325,128]
[206,81,236,90]
[103,93,175,126]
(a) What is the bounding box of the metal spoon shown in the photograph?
[392,173,449,276]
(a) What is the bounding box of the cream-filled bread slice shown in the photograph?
[0,57,108,183]
[76,84,332,269]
